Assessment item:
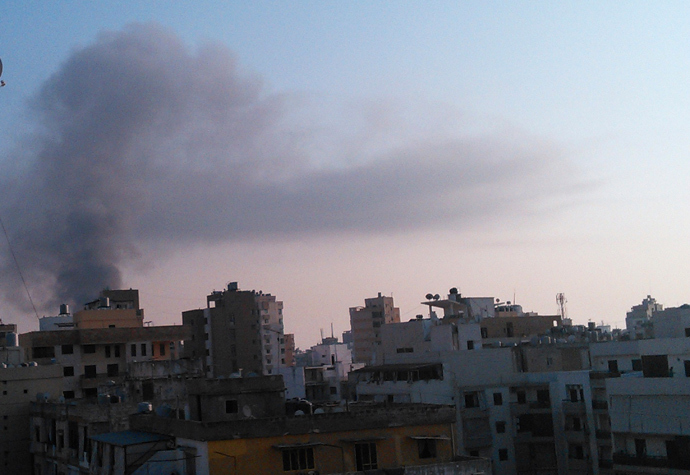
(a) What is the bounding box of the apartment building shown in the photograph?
[121,403,491,475]
[349,292,400,364]
[354,345,599,474]
[182,282,286,377]
[0,362,62,473]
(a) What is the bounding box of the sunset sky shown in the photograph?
[1,2,689,347]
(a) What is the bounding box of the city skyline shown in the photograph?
[1,2,689,348]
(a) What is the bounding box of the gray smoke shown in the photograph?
[0,23,581,317]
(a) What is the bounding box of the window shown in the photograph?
[685,360,690,377]
[160,343,166,356]
[114,345,120,358]
[635,438,646,457]
[63,391,75,400]
[282,448,314,471]
[417,439,437,459]
[63,366,74,377]
[517,390,526,404]
[225,400,238,414]
[685,328,690,337]
[496,421,506,433]
[499,448,508,461]
[480,327,488,338]
[537,389,550,406]
[61,344,73,355]
[104,346,111,358]
[33,347,55,358]
[632,359,642,371]
[355,442,378,471]
[608,360,619,373]
[84,365,97,378]
[68,422,78,450]
[107,364,119,377]
[131,344,136,357]
[493,392,503,405]
[141,344,147,356]
[83,388,97,398]
[82,345,96,354]
[467,340,474,350]
[569,444,584,459]
[464,392,480,408]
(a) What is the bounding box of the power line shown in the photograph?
[0,214,39,321]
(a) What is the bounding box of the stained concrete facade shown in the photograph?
[183,283,286,377]
[349,293,400,364]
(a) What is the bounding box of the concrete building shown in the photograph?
[349,292,400,364]
[607,377,690,474]
[123,404,491,475]
[183,282,286,377]
[625,295,662,339]
[0,363,62,473]
[377,314,482,363]
[283,332,295,367]
[186,376,285,422]
[20,325,189,400]
[353,347,599,475]
[480,313,561,345]
[74,289,144,329]
[652,304,690,339]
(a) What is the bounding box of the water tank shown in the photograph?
[5,332,17,347]
[59,303,70,315]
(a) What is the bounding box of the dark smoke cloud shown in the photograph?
[0,23,581,316]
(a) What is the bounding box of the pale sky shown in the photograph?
[0,2,689,348]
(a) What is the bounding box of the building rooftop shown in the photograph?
[131,404,456,441]
[90,430,171,447]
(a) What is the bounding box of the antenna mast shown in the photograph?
[556,293,567,320]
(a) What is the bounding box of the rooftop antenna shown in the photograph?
[556,293,567,320]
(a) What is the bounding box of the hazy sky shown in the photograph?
[1,2,689,348]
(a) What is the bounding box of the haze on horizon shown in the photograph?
[0,2,689,348]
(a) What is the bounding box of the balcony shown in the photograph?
[592,399,609,411]
[613,453,690,471]
[562,400,587,414]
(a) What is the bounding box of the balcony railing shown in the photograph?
[592,399,609,410]
[612,453,690,470]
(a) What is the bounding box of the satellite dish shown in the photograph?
[242,405,252,418]
[425,293,434,300]
[433,294,440,300]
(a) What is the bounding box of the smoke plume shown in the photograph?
[0,23,579,316]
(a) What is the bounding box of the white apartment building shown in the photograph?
[354,348,599,475]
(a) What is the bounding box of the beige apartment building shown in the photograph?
[0,345,62,473]
[350,293,400,364]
